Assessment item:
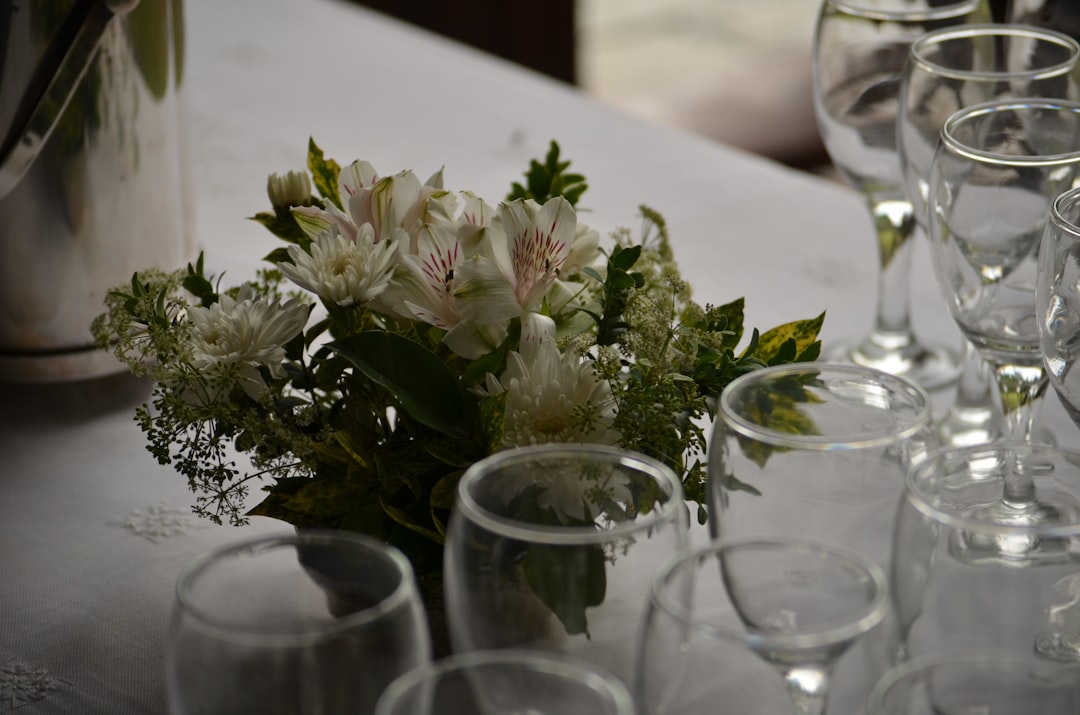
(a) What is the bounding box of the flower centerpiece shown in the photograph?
[92,140,823,618]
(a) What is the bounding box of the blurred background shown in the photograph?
[350,0,1017,178]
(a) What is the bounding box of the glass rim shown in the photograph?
[650,537,891,652]
[825,0,984,22]
[1048,184,1080,240]
[941,98,1080,166]
[718,362,932,450]
[374,648,635,715]
[454,443,685,545]
[175,530,420,644]
[905,443,1080,536]
[910,23,1080,82]
[867,648,1080,711]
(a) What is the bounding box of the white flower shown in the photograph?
[453,196,577,325]
[537,467,634,524]
[489,336,619,450]
[187,291,309,399]
[278,225,400,307]
[266,170,312,210]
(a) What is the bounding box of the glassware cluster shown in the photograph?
[162,1,1080,711]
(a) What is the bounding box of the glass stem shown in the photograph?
[991,362,1049,444]
[783,665,831,715]
[867,198,917,342]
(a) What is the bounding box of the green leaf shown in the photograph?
[328,331,469,438]
[380,497,445,544]
[523,542,607,637]
[308,137,343,210]
[250,211,309,244]
[505,140,588,206]
[750,312,825,364]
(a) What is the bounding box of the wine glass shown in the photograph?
[926,98,1080,442]
[812,0,992,391]
[1037,185,1080,431]
[898,23,1080,445]
[166,530,431,715]
[891,443,1080,662]
[868,650,1080,714]
[635,538,895,715]
[374,649,636,715]
[443,443,688,688]
[708,362,936,573]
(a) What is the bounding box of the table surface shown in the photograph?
[2,0,1075,712]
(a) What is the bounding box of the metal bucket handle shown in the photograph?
[0,0,141,198]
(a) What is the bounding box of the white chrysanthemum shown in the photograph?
[278,225,399,307]
[187,291,309,398]
[495,338,619,450]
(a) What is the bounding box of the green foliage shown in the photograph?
[507,140,588,207]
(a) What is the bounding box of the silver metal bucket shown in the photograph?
[0,0,193,381]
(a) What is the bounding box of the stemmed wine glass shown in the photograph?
[891,443,1080,662]
[926,98,1080,442]
[635,538,895,715]
[166,531,432,715]
[898,24,1080,445]
[443,443,688,688]
[1037,185,1080,431]
[868,650,1080,714]
[708,363,935,573]
[812,0,992,390]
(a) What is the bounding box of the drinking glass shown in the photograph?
[636,538,894,715]
[443,443,688,687]
[166,531,431,715]
[812,0,992,390]
[868,650,1080,714]
[1037,185,1080,431]
[374,649,636,715]
[708,363,935,572]
[927,98,1080,441]
[892,443,1080,661]
[898,24,1080,445]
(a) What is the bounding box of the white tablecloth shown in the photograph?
[2,0,1074,712]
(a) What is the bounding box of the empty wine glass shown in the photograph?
[898,23,1080,445]
[812,0,992,390]
[375,649,636,715]
[868,650,1080,714]
[892,443,1080,661]
[636,538,895,715]
[1037,185,1080,431]
[708,363,935,573]
[443,443,688,688]
[166,531,431,715]
[927,98,1080,442]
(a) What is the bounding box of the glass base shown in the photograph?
[827,332,959,392]
[948,500,1076,566]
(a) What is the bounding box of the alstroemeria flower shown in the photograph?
[278,225,399,307]
[453,196,577,325]
[348,168,453,247]
[187,290,310,399]
[378,192,511,359]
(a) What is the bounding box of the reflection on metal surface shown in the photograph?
[0,0,193,382]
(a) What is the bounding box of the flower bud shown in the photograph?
[266,170,312,210]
